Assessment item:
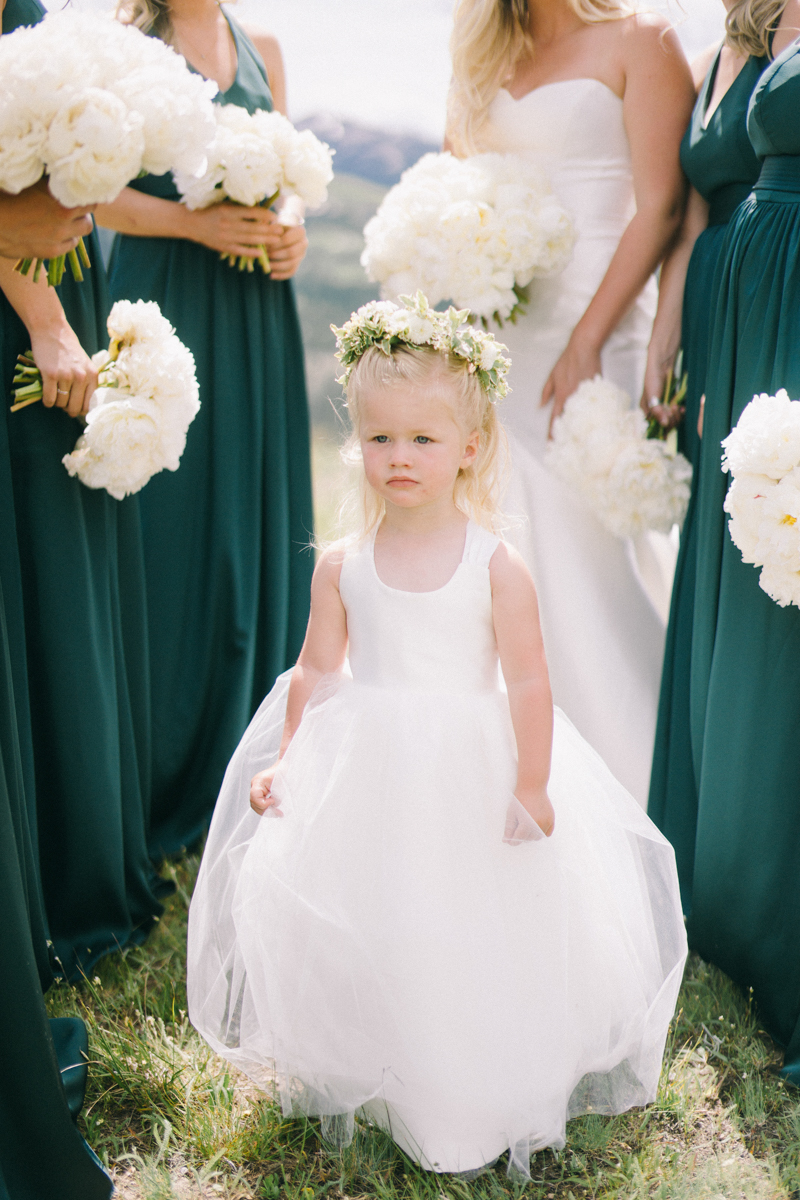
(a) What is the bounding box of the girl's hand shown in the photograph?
[250,765,282,816]
[541,332,602,437]
[515,785,555,838]
[185,202,284,259]
[30,319,98,417]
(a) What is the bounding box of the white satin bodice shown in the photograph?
[339,521,501,694]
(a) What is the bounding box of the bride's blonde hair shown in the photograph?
[115,0,172,39]
[447,0,634,155]
[340,346,508,540]
[725,0,787,57]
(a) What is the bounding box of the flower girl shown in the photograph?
[187,296,687,1178]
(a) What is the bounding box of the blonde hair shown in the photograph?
[725,0,786,57]
[447,0,634,155]
[340,345,508,541]
[115,0,172,40]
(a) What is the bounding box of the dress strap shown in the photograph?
[462,521,501,567]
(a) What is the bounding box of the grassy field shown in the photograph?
[46,852,799,1200]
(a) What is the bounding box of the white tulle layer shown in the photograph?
[188,671,687,1177]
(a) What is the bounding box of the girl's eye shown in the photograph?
[373,435,389,443]
[415,436,431,444]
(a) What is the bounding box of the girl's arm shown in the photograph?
[250,548,348,814]
[490,542,555,836]
[639,185,708,419]
[0,259,97,415]
[542,16,695,432]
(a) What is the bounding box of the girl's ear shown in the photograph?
[460,430,480,470]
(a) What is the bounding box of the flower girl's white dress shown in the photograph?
[188,522,687,1177]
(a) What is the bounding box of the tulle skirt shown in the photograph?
[187,671,687,1177]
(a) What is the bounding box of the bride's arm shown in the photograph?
[541,15,695,432]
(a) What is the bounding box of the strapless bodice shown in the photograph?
[482,80,635,238]
[339,521,501,694]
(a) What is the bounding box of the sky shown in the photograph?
[61,0,727,142]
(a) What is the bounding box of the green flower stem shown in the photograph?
[10,351,42,413]
[13,237,91,288]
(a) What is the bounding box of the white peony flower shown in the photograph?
[0,96,48,194]
[62,299,200,499]
[546,376,692,539]
[722,391,800,607]
[362,151,575,322]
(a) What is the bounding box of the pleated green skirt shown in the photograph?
[2,230,167,979]
[109,234,314,858]
[689,166,800,1081]
[648,222,728,908]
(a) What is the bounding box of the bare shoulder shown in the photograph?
[240,23,284,72]
[692,40,722,91]
[618,10,685,60]
[489,540,536,594]
[312,544,346,593]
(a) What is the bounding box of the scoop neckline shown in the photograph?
[370,520,472,596]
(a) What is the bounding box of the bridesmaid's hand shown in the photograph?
[250,765,283,816]
[184,202,282,259]
[541,332,602,438]
[30,318,98,417]
[0,180,94,261]
[262,221,308,281]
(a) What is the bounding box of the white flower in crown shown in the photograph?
[332,292,509,400]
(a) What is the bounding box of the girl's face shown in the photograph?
[359,380,479,513]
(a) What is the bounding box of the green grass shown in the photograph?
[45,855,800,1199]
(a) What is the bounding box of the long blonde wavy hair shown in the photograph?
[447,0,635,155]
[340,346,508,541]
[115,0,172,39]
[725,0,787,57]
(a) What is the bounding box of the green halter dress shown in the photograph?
[108,16,314,859]
[648,50,768,908]
[687,37,800,1083]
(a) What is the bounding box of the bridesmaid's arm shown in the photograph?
[541,15,695,431]
[640,186,708,418]
[0,259,97,416]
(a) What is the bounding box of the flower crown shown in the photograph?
[331,293,511,401]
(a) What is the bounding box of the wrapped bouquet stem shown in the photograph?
[647,348,688,445]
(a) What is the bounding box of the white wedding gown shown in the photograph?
[482,81,673,804]
[188,521,687,1178]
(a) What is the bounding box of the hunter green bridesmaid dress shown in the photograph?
[688,38,800,1083]
[2,0,166,980]
[648,50,767,907]
[109,16,314,858]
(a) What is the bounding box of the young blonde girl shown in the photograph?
[187,296,687,1179]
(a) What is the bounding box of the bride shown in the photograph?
[446,0,695,803]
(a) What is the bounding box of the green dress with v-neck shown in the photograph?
[108,15,314,858]
[686,39,800,1083]
[648,48,767,908]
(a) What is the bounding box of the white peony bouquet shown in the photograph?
[722,390,800,607]
[361,151,575,325]
[175,105,334,272]
[546,376,693,539]
[0,10,217,284]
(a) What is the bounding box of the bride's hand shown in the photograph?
[250,765,283,816]
[541,332,602,438]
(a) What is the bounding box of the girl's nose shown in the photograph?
[389,442,413,466]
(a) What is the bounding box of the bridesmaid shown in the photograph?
[644,0,776,905]
[685,2,800,1081]
[99,0,314,858]
[1,0,166,979]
